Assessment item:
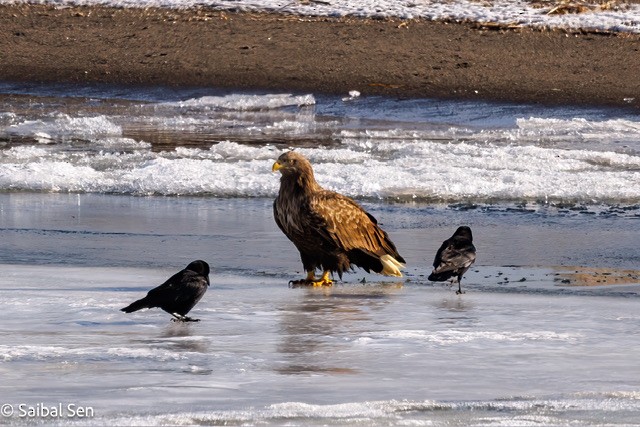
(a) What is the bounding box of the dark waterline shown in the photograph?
[0,193,638,271]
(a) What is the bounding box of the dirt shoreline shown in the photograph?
[1,4,639,107]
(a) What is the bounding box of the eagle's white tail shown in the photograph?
[380,255,405,277]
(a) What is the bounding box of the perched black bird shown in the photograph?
[428,226,476,294]
[121,260,210,322]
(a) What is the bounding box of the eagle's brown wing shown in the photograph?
[310,190,404,262]
[274,195,335,249]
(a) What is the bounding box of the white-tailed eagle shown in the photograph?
[272,151,405,286]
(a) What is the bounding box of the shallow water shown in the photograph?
[0,82,639,425]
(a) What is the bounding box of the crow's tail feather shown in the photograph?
[428,271,455,282]
[121,298,149,313]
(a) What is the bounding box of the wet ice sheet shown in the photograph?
[1,264,640,426]
[0,194,639,426]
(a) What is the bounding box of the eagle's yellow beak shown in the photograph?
[272,161,283,172]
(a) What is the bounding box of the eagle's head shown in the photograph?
[271,151,314,178]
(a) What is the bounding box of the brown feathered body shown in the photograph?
[273,151,405,278]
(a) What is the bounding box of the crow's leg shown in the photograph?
[455,277,465,295]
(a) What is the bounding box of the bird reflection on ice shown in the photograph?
[433,297,479,328]
[129,323,210,354]
[275,283,402,375]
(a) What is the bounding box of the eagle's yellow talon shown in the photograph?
[317,271,333,286]
[311,278,333,287]
[290,271,333,287]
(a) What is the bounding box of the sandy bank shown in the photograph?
[1,4,639,107]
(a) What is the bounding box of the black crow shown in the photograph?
[428,226,476,294]
[121,260,210,322]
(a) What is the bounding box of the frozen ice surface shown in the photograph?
[1,83,639,426]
